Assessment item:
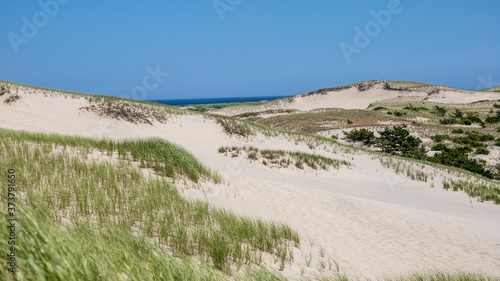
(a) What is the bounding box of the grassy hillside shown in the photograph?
[0,129,299,280]
[484,86,500,92]
[2,129,498,280]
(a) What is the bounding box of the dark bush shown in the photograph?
[465,131,494,142]
[432,105,448,117]
[432,143,448,151]
[404,104,417,111]
[451,129,464,134]
[462,119,472,125]
[485,112,500,123]
[476,147,490,155]
[343,128,375,146]
[428,147,494,179]
[431,134,449,142]
[377,125,426,159]
[440,117,457,125]
[495,139,500,146]
[452,109,464,118]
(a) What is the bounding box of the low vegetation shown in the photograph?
[442,179,500,204]
[184,100,272,112]
[439,109,484,126]
[3,94,21,104]
[216,117,254,137]
[403,104,428,111]
[0,129,300,279]
[343,129,375,146]
[81,99,177,125]
[0,84,10,96]
[219,146,351,171]
[345,126,500,184]
[431,105,448,117]
[345,126,426,159]
[429,147,495,180]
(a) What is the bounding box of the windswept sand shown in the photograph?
[1,90,500,279]
[214,81,500,116]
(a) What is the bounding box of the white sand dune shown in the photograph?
[214,81,500,116]
[1,88,500,279]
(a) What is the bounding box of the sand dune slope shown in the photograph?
[214,81,500,116]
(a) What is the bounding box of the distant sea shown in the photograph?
[149,95,289,106]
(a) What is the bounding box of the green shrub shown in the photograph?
[343,128,376,146]
[452,136,488,149]
[432,143,448,151]
[465,112,482,123]
[404,104,428,111]
[495,138,500,146]
[440,111,482,126]
[485,111,500,123]
[377,125,427,159]
[476,147,490,155]
[451,129,464,134]
[404,104,417,111]
[373,106,388,111]
[429,147,494,179]
[432,105,448,116]
[452,109,464,118]
[465,131,495,142]
[431,134,450,142]
[440,117,457,125]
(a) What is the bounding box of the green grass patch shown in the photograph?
[0,129,300,278]
[219,146,350,171]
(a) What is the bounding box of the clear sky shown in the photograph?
[1,0,499,100]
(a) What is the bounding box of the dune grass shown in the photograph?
[378,154,500,204]
[442,178,500,204]
[182,100,272,112]
[219,146,350,171]
[0,128,218,183]
[0,209,229,281]
[0,129,299,279]
[216,117,255,137]
[256,108,392,133]
[385,272,500,281]
[386,80,431,89]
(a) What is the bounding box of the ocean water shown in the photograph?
[149,95,289,106]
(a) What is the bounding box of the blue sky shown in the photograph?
[1,0,499,100]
